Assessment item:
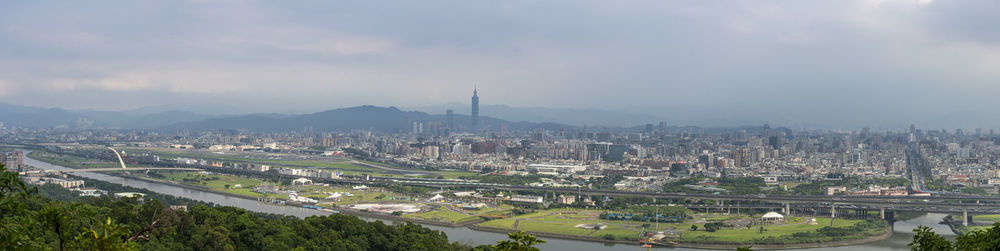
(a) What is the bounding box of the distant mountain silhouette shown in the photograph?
[0,102,79,128]
[165,105,574,132]
[0,102,216,129]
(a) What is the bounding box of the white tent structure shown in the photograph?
[429,194,444,201]
[291,178,313,185]
[326,192,342,200]
[762,212,785,222]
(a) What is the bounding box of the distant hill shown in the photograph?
[0,102,216,129]
[407,103,665,127]
[164,105,575,132]
[0,102,79,128]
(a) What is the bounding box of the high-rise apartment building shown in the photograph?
[2,151,24,172]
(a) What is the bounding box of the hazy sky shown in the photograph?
[1,0,998,128]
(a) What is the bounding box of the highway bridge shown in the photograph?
[47,147,202,173]
[52,167,203,172]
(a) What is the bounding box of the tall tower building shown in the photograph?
[471,88,480,133]
[446,109,455,132]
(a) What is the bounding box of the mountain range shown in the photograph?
[0,103,574,132]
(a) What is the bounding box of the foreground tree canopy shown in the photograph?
[0,169,477,250]
[910,224,1000,251]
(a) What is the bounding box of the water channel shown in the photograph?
[24,153,955,250]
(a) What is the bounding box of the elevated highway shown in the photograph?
[52,167,203,172]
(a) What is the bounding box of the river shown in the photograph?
[24,153,954,250]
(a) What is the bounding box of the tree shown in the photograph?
[494,231,545,251]
[909,226,953,251]
[736,247,753,251]
[690,225,698,231]
[955,222,1000,251]
[224,184,231,189]
[758,226,766,234]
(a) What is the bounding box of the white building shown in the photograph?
[508,195,544,204]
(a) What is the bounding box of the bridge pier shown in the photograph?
[880,208,885,220]
[963,209,969,226]
[830,204,836,218]
[784,202,790,216]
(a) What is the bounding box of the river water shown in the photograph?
[24,154,954,250]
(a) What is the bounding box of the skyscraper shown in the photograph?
[471,88,479,133]
[446,109,454,132]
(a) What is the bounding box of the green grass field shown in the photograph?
[475,209,688,241]
[679,217,859,243]
[973,214,1000,222]
[403,206,479,223]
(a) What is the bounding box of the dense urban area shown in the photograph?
[4,94,1000,250]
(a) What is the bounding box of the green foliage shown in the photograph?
[960,187,988,196]
[661,177,769,195]
[955,223,1000,251]
[910,226,953,251]
[384,184,436,195]
[493,231,545,251]
[715,177,765,195]
[704,222,728,232]
[684,219,888,245]
[661,178,701,193]
[792,177,909,195]
[911,223,1000,251]
[589,174,625,190]
[0,169,470,250]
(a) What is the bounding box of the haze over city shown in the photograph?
[2,0,1000,129]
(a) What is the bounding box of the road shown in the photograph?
[906,145,929,192]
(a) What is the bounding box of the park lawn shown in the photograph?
[150,150,381,172]
[204,177,264,189]
[222,188,272,198]
[973,214,1000,222]
[478,219,516,229]
[532,213,603,224]
[157,172,264,189]
[702,215,751,221]
[475,208,680,239]
[515,221,596,236]
[680,217,860,243]
[589,225,642,240]
[404,206,479,223]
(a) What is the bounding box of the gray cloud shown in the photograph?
[0,0,998,129]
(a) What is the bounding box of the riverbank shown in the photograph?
[670,225,893,250]
[469,225,639,245]
[27,153,895,250]
[28,152,487,226]
[470,219,894,250]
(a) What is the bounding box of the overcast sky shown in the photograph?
[1,0,998,128]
